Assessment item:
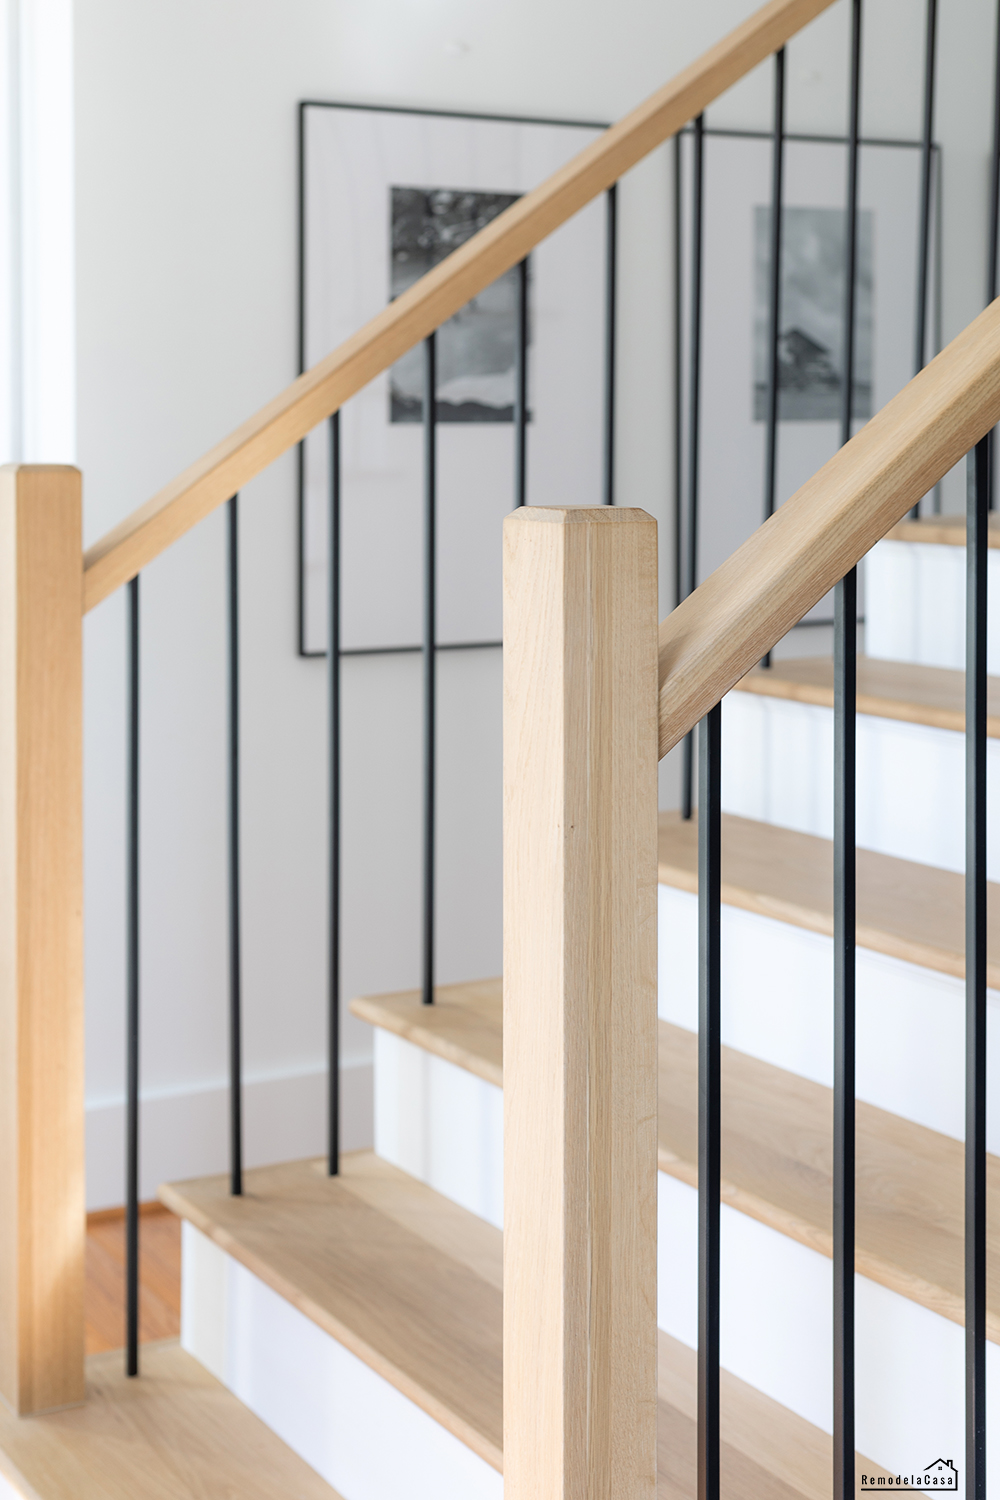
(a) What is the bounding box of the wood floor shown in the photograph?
[0,1342,342,1500]
[85,1203,181,1355]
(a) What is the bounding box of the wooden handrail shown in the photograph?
[657,296,1000,759]
[82,0,835,613]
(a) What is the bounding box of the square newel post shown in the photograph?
[503,506,659,1500]
[0,465,85,1415]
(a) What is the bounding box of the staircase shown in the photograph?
[3,0,1000,1494]
[156,513,992,1493]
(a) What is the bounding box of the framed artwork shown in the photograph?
[298,101,610,656]
[676,127,939,618]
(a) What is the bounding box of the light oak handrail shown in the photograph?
[81,0,836,613]
[657,296,1000,759]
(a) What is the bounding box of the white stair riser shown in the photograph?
[865,537,1000,674]
[374,1030,503,1229]
[372,1029,998,1480]
[181,1189,999,1491]
[181,1223,502,1500]
[657,1173,1000,1486]
[659,885,1000,1151]
[723,688,1000,880]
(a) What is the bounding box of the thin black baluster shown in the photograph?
[841,4,862,455]
[515,258,528,508]
[764,48,785,526]
[834,5,862,1495]
[673,133,683,614]
[604,184,618,507]
[761,48,786,671]
[422,334,436,1006]
[966,436,989,1500]
[986,2,1000,512]
[833,567,857,1500]
[328,414,341,1173]
[989,2,1000,307]
[226,495,244,1197]
[697,702,722,1500]
[915,0,937,375]
[126,574,140,1378]
[682,114,705,821]
[910,0,938,519]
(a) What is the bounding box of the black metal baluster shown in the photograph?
[986,1,1000,512]
[226,495,244,1197]
[834,5,862,1495]
[764,49,785,528]
[966,436,989,1500]
[989,2,1000,308]
[422,334,436,1006]
[698,701,722,1500]
[833,567,857,1500]
[673,133,683,614]
[328,414,342,1173]
[515,259,528,508]
[761,49,786,671]
[682,114,705,821]
[604,184,618,507]
[126,574,140,1377]
[915,0,937,377]
[910,0,938,519]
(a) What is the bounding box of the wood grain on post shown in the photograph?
[0,466,85,1415]
[81,0,835,612]
[503,507,658,1500]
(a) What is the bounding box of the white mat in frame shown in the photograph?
[299,102,611,656]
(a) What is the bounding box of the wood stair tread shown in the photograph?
[351,985,1000,1339]
[735,653,1000,735]
[0,1340,343,1499]
[884,510,1000,547]
[160,1152,887,1498]
[160,1152,505,1471]
[658,809,1000,986]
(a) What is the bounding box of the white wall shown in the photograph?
[68,0,1000,1205]
[1,0,75,462]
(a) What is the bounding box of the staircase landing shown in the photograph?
[0,1340,342,1499]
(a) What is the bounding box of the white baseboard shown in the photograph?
[85,1058,373,1210]
[182,1223,503,1500]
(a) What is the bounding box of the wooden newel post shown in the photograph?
[503,506,659,1500]
[0,465,85,1415]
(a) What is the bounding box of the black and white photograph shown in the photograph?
[682,128,937,600]
[753,204,874,423]
[389,187,522,424]
[299,103,608,656]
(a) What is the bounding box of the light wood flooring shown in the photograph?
[85,1203,180,1355]
[0,1341,342,1499]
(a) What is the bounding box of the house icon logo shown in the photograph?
[922,1458,958,1489]
[860,1456,958,1487]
